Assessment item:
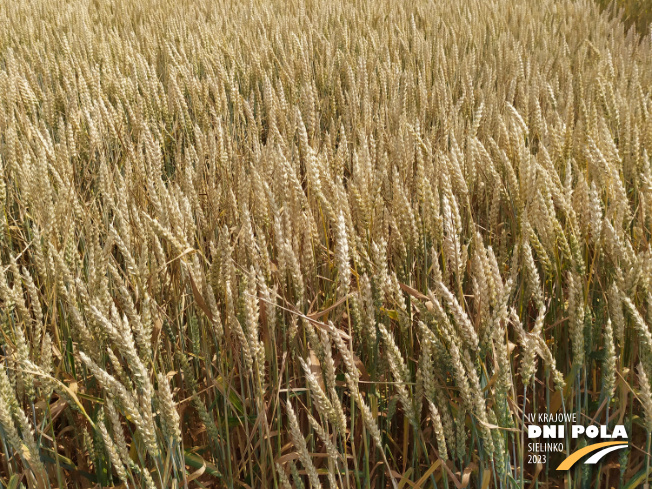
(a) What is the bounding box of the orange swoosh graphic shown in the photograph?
[556,441,628,470]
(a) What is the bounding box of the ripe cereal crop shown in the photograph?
[0,0,652,487]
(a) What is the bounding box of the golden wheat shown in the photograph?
[0,0,651,487]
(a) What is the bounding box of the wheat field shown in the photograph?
[0,0,651,487]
